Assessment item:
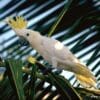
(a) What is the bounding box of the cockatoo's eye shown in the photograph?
[26,33,29,36]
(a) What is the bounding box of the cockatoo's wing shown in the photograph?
[42,37,76,61]
[42,37,96,88]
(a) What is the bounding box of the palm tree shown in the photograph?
[0,0,100,100]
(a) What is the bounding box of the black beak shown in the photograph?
[18,36,29,46]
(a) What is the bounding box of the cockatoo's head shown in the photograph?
[5,16,31,38]
[5,16,40,45]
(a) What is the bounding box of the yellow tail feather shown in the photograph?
[74,63,96,88]
[75,74,96,88]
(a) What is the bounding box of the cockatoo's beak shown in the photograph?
[18,36,29,46]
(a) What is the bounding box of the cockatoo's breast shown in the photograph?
[36,37,73,65]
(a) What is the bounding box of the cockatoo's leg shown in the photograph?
[52,57,58,68]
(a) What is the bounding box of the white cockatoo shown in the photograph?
[5,16,96,88]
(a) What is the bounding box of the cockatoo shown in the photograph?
[5,16,96,88]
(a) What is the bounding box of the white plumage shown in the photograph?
[6,17,97,88]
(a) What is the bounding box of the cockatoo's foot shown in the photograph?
[55,69,62,74]
[52,68,62,75]
[43,67,53,75]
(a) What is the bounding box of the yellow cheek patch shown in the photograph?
[6,16,27,29]
[54,41,63,50]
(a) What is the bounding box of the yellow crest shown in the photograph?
[7,16,27,29]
